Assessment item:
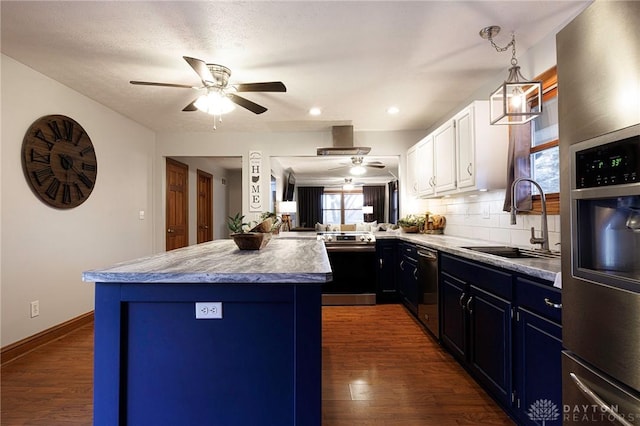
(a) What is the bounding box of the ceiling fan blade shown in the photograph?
[235,82,287,92]
[366,164,386,169]
[130,81,195,89]
[227,94,267,114]
[183,56,216,86]
[182,100,198,112]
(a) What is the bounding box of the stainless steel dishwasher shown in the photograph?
[417,247,439,339]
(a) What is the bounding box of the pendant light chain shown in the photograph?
[486,32,519,66]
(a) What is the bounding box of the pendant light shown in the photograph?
[480,26,542,125]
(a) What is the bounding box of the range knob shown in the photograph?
[360,235,366,241]
[325,235,333,242]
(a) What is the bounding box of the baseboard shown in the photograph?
[1,311,94,365]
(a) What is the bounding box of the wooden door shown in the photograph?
[166,158,188,251]
[197,170,213,243]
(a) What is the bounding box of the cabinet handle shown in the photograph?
[413,268,418,280]
[544,298,562,309]
[459,293,466,309]
[466,296,473,314]
[379,258,383,269]
[569,373,633,426]
[400,260,405,271]
[467,162,472,176]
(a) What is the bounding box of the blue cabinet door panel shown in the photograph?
[125,301,295,425]
[515,308,562,425]
[469,285,512,405]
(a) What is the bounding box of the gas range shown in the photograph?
[316,231,376,244]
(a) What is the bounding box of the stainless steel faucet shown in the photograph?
[510,177,550,251]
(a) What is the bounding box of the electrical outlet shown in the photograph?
[195,302,222,319]
[30,300,40,318]
[482,205,490,219]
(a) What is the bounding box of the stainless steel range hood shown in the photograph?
[316,125,371,156]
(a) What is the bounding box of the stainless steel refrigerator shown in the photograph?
[558,2,640,425]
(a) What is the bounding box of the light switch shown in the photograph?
[195,302,223,319]
[139,210,145,220]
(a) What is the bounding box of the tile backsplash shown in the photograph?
[406,190,561,250]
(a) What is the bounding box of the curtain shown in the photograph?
[363,185,386,223]
[297,186,324,228]
[503,120,533,212]
[388,180,399,224]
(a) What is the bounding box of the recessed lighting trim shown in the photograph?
[387,106,400,115]
[309,107,322,116]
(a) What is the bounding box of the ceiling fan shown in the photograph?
[330,156,386,175]
[130,56,286,118]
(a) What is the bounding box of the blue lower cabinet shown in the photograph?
[440,272,467,361]
[376,239,397,302]
[93,283,321,426]
[513,308,563,425]
[440,253,563,423]
[468,285,512,407]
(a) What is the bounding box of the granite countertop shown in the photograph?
[83,238,332,284]
[376,232,561,283]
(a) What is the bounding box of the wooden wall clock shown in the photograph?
[21,115,97,209]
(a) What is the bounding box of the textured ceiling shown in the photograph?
[1,1,591,135]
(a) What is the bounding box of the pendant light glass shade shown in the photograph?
[490,65,542,125]
[480,26,542,125]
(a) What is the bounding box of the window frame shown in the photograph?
[530,66,559,215]
[322,188,364,224]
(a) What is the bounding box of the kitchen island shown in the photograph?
[83,238,332,426]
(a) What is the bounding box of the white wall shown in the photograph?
[154,130,422,252]
[1,55,156,346]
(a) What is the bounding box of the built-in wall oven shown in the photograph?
[564,124,640,425]
[558,3,640,424]
[317,232,377,305]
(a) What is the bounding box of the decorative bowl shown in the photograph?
[250,218,275,233]
[231,232,271,250]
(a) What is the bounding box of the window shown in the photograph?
[322,189,364,224]
[530,66,560,213]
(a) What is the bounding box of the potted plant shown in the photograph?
[398,214,425,233]
[227,213,271,250]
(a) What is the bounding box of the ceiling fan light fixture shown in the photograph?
[350,165,366,175]
[194,91,235,115]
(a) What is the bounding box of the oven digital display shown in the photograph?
[336,235,356,241]
[575,135,639,188]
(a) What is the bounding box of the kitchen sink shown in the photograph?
[461,246,561,260]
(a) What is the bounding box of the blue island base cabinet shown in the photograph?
[93,283,321,426]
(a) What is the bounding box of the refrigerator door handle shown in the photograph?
[569,372,634,426]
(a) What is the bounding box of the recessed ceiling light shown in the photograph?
[309,107,322,116]
[387,106,400,115]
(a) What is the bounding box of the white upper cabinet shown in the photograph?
[406,100,509,198]
[433,119,456,193]
[417,135,434,196]
[455,101,509,193]
[407,134,434,197]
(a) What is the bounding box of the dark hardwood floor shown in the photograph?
[1,304,514,425]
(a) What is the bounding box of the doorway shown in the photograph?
[166,158,188,251]
[197,169,213,244]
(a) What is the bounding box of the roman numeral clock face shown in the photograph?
[21,115,97,209]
